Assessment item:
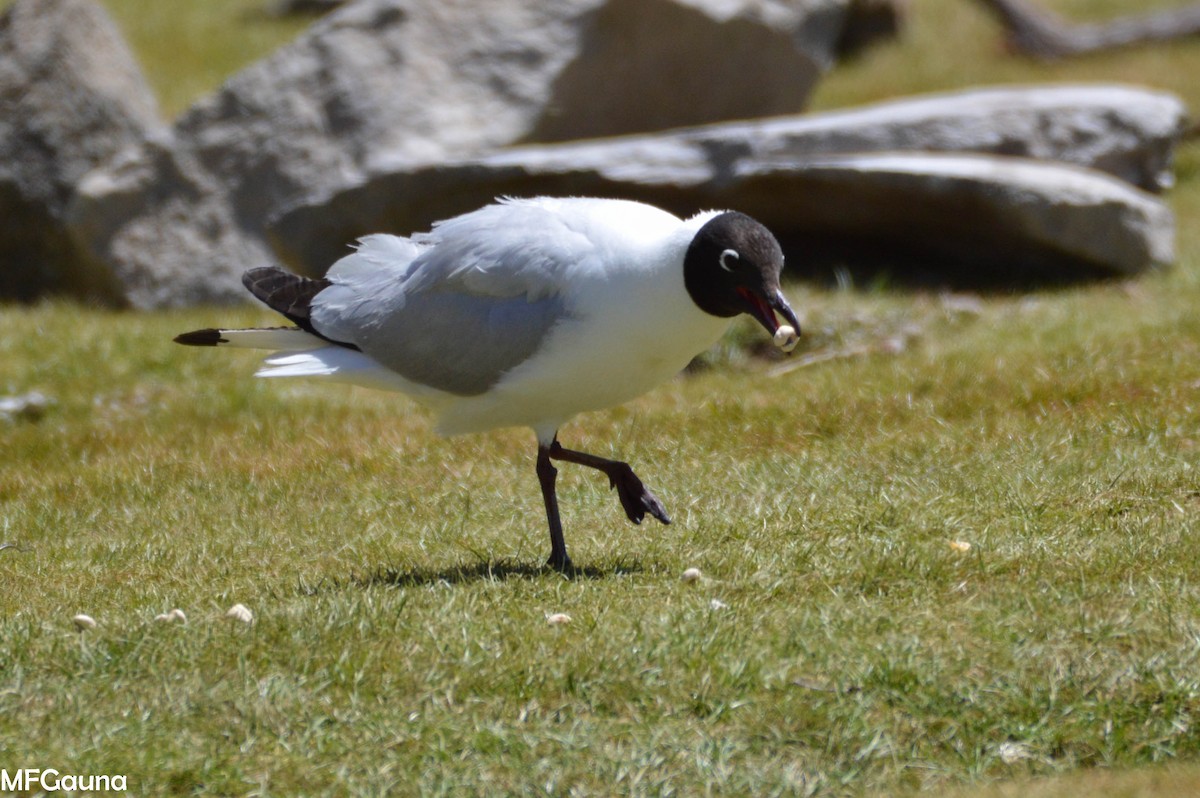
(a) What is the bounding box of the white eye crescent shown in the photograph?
[719,249,739,272]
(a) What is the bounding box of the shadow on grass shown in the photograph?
[298,557,645,594]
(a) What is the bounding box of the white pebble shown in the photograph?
[225,603,253,624]
[545,612,572,626]
[997,741,1033,764]
[72,613,97,631]
[773,324,799,352]
[681,567,703,583]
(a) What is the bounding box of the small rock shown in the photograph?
[997,740,1033,764]
[72,613,97,631]
[225,603,253,624]
[681,567,703,583]
[545,612,572,626]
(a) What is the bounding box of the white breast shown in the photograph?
[431,204,730,438]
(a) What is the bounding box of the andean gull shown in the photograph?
[176,197,801,571]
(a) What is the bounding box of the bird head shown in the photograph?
[683,211,801,340]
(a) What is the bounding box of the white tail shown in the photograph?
[256,347,417,393]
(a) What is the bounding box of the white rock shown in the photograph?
[545,612,572,626]
[997,741,1033,764]
[681,567,703,583]
[225,603,253,624]
[72,613,97,631]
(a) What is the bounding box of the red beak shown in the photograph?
[737,287,801,337]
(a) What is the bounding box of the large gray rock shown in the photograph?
[731,153,1175,279]
[700,83,1187,193]
[0,0,161,303]
[269,135,1173,280]
[66,0,852,308]
[68,132,265,309]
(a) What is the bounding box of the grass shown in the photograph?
[9,282,1200,796]
[4,0,1200,794]
[94,0,311,118]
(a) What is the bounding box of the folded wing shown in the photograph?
[309,199,597,397]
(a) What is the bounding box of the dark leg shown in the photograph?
[548,440,671,526]
[536,443,572,572]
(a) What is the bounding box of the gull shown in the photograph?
[176,197,800,571]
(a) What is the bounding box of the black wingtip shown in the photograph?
[174,328,228,346]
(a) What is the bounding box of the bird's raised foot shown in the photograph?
[607,464,671,526]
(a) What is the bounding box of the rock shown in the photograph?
[358,83,1185,192]
[0,0,162,304]
[72,613,97,631]
[225,603,254,624]
[580,83,1181,196]
[66,0,853,307]
[267,84,1184,280]
[748,84,1185,192]
[731,153,1175,279]
[269,138,1173,281]
[67,131,268,309]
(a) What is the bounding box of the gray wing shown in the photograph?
[309,202,593,396]
[353,289,566,396]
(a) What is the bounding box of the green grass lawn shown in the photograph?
[4,0,1200,794]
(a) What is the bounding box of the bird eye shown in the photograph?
[719,249,739,272]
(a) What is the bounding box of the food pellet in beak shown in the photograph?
[773,324,799,352]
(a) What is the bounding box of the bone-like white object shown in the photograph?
[225,603,253,624]
[773,324,799,352]
[73,613,97,631]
